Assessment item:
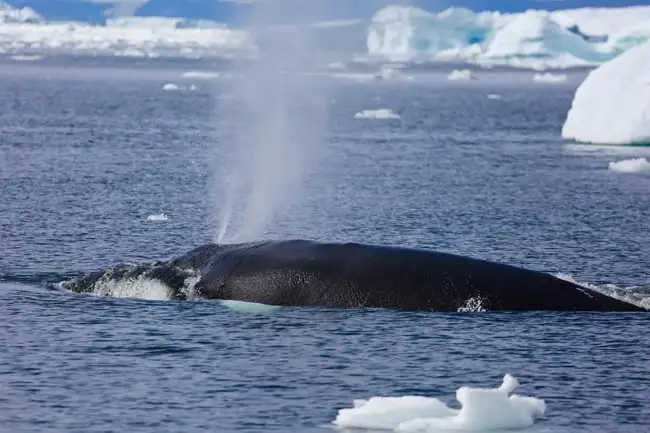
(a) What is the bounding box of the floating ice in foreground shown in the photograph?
[354,108,401,120]
[333,374,546,432]
[486,94,502,100]
[147,213,168,221]
[448,69,475,81]
[533,72,568,83]
[608,158,650,173]
[162,83,179,91]
[562,40,650,145]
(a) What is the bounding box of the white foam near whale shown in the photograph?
[333,374,546,432]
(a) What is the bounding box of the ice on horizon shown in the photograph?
[333,374,546,432]
[448,69,475,81]
[562,40,650,146]
[533,72,568,83]
[367,5,650,70]
[1,3,650,69]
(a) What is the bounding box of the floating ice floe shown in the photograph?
[354,108,401,120]
[533,72,568,83]
[608,158,650,173]
[9,54,42,61]
[333,374,546,432]
[162,83,180,91]
[562,40,650,145]
[448,69,475,80]
[147,213,168,221]
[486,94,502,100]
[181,71,220,79]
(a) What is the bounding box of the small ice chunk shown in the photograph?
[147,213,168,221]
[608,157,650,173]
[354,108,401,120]
[333,374,546,432]
[533,72,568,83]
[181,71,220,79]
[448,69,475,81]
[486,94,502,99]
[162,83,179,91]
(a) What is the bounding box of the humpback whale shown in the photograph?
[63,239,646,312]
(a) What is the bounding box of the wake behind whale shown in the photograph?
[59,239,648,312]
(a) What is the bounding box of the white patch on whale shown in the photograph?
[219,300,283,314]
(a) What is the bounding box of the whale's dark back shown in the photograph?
[194,240,643,312]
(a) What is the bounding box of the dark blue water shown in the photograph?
[1,60,649,433]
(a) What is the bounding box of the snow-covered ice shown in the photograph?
[333,374,546,431]
[181,71,221,80]
[367,5,650,69]
[1,2,650,68]
[562,40,650,145]
[147,213,169,220]
[354,108,401,120]
[162,83,179,91]
[0,3,251,58]
[448,69,475,81]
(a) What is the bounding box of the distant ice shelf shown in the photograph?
[0,3,251,58]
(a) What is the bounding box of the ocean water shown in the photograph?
[1,60,649,432]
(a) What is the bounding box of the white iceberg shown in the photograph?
[448,68,475,80]
[367,5,650,69]
[0,3,252,58]
[0,4,43,24]
[479,11,606,69]
[562,40,650,145]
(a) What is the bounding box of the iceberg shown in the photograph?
[479,11,607,69]
[1,1,650,66]
[448,69,475,81]
[367,5,650,69]
[0,3,43,24]
[562,40,650,146]
[0,20,252,58]
[0,2,251,58]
